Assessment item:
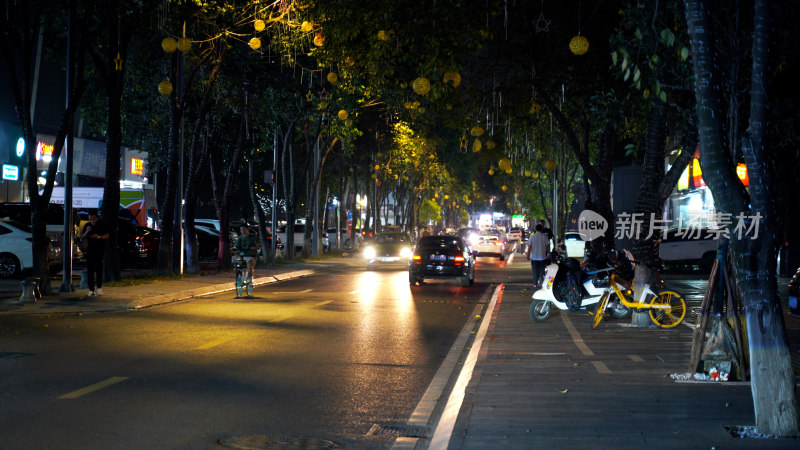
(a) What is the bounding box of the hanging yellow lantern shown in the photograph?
[569,35,589,55]
[443,71,461,87]
[327,72,338,84]
[338,109,348,120]
[301,21,314,32]
[472,139,482,152]
[248,37,261,50]
[254,19,266,32]
[530,102,542,114]
[533,172,540,179]
[501,185,508,191]
[470,126,484,137]
[545,159,556,171]
[394,174,399,179]
[488,168,495,175]
[374,164,380,171]
[313,34,325,47]
[524,170,531,177]
[434,193,439,199]
[161,37,177,53]
[444,194,450,200]
[485,140,495,150]
[177,37,192,52]
[505,168,513,174]
[412,77,430,95]
[157,78,173,95]
[498,157,511,171]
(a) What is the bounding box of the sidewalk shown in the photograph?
[0,256,362,315]
[450,280,800,449]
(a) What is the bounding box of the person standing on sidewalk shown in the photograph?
[526,223,549,288]
[81,211,109,297]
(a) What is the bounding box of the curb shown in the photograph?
[127,269,316,309]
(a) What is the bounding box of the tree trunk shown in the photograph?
[0,5,86,294]
[248,159,270,265]
[685,0,799,435]
[281,121,298,259]
[156,52,182,276]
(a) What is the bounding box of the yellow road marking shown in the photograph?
[315,300,333,307]
[195,338,232,350]
[59,377,129,399]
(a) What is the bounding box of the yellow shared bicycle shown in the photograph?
[591,272,687,329]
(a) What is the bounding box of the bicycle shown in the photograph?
[232,251,254,298]
[591,272,686,329]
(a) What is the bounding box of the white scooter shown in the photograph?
[528,258,630,323]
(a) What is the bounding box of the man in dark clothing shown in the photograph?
[81,212,109,297]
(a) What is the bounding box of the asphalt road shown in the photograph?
[0,256,512,449]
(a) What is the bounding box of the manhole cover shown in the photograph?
[366,424,427,438]
[218,435,338,449]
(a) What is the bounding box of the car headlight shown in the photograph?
[400,247,412,258]
[364,247,376,259]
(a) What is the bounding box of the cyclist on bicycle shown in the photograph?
[233,224,260,281]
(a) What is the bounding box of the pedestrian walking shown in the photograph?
[527,223,550,288]
[81,211,109,297]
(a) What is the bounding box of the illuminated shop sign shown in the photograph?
[131,157,144,175]
[2,164,19,181]
[16,137,25,157]
[35,142,54,162]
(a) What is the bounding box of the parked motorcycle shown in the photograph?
[528,251,632,323]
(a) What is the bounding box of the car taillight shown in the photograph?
[494,241,503,246]
[412,254,422,264]
[454,255,465,265]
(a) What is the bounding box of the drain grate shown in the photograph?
[366,423,427,438]
[218,435,338,449]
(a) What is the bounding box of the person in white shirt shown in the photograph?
[526,223,550,287]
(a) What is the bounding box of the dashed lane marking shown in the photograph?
[268,289,313,294]
[591,361,612,374]
[628,355,644,362]
[196,338,232,350]
[59,377,129,399]
[315,300,334,307]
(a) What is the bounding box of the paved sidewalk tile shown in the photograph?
[451,282,800,449]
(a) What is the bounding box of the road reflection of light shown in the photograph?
[352,270,420,366]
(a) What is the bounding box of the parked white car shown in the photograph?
[658,227,719,272]
[0,219,62,278]
[277,223,329,253]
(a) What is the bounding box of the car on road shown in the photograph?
[0,219,62,278]
[114,219,160,268]
[409,235,476,287]
[789,266,800,317]
[363,232,413,270]
[507,227,523,242]
[658,227,719,272]
[457,227,481,247]
[473,230,506,260]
